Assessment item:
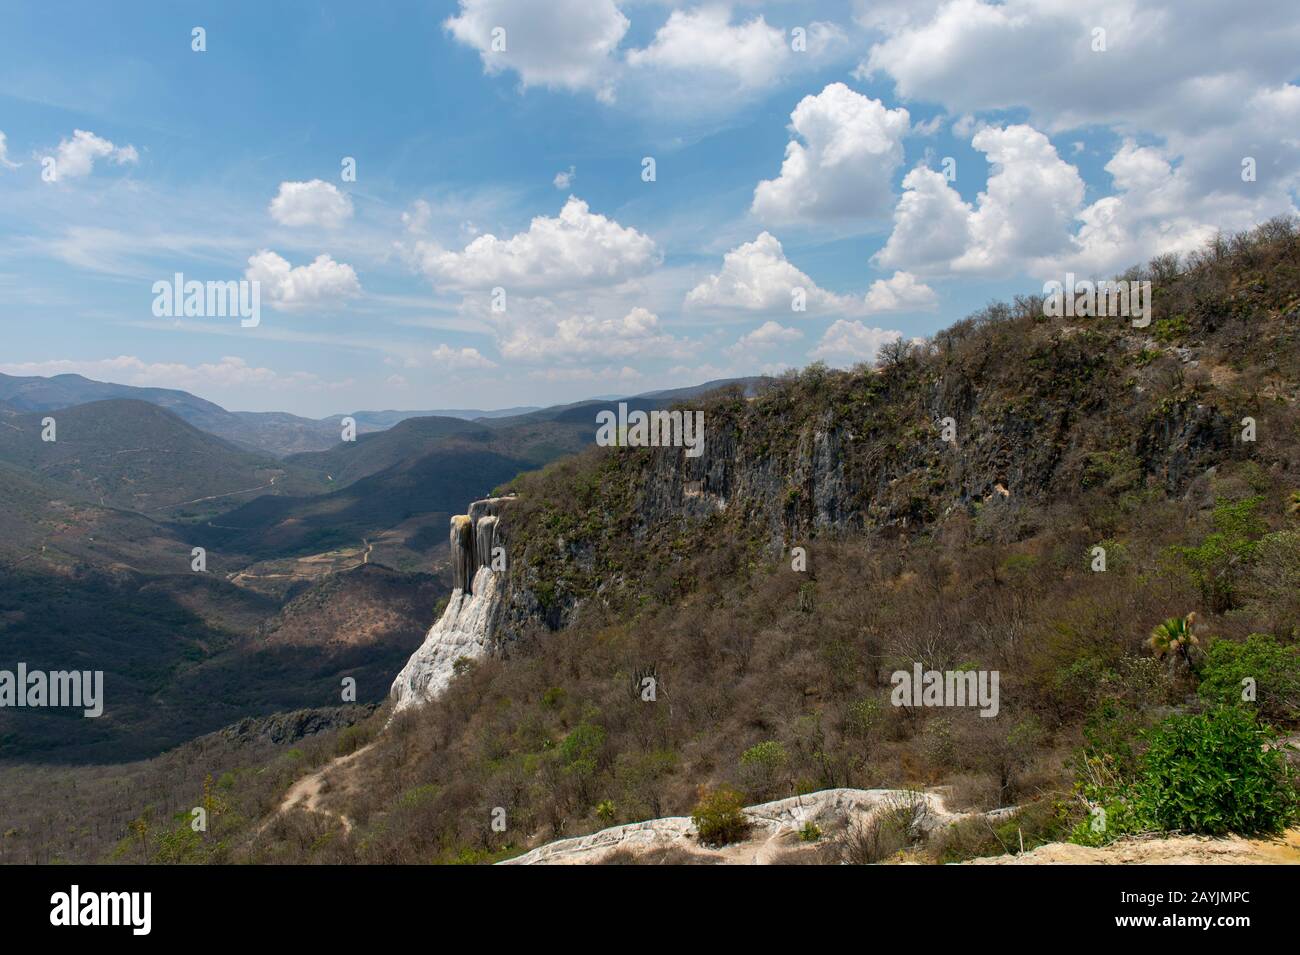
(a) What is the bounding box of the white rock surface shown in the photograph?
[499,787,1011,865]
[390,498,510,712]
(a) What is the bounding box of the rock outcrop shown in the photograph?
[390,497,512,711]
[498,787,1016,865]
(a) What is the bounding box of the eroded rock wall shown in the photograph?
[390,497,511,711]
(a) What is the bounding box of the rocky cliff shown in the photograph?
[389,496,512,711]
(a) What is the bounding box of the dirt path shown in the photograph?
[271,741,377,836]
[151,474,279,512]
[970,828,1300,864]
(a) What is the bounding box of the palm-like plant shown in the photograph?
[1148,612,1199,667]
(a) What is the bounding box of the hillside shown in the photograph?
[0,372,345,456]
[287,415,492,486]
[0,398,326,517]
[194,396,713,568]
[227,220,1300,864]
[0,561,441,763]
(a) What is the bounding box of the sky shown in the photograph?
[0,0,1297,417]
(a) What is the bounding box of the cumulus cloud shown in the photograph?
[430,344,498,369]
[499,306,688,363]
[269,180,354,228]
[726,320,802,357]
[686,232,856,314]
[553,166,576,190]
[808,320,904,367]
[876,124,1084,276]
[861,0,1300,141]
[412,197,659,292]
[627,7,844,91]
[752,83,909,226]
[855,0,1300,277]
[245,250,362,310]
[877,119,1297,280]
[49,129,138,179]
[0,131,19,170]
[445,0,628,101]
[863,271,937,313]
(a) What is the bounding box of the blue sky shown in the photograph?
[1,0,1297,416]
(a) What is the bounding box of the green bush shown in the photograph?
[1137,707,1298,836]
[1074,706,1299,843]
[691,786,749,847]
[1174,496,1265,613]
[798,821,822,842]
[739,740,788,799]
[1198,634,1300,721]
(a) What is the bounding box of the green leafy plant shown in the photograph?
[1198,634,1300,721]
[1072,706,1299,843]
[1174,496,1265,613]
[691,786,749,847]
[1137,707,1298,836]
[1147,612,1200,667]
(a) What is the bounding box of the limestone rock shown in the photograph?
[390,497,512,712]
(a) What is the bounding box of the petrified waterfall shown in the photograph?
[390,497,509,712]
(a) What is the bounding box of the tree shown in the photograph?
[1148,613,1199,669]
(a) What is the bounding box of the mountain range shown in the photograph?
[0,366,765,760]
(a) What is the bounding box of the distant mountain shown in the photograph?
[326,407,541,429]
[289,415,493,486]
[0,370,759,458]
[0,372,342,456]
[0,399,326,518]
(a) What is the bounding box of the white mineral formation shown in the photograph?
[499,788,1017,865]
[390,497,510,712]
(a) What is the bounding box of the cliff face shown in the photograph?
[391,246,1294,710]
[389,497,512,711]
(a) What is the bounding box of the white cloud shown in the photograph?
[445,0,628,101]
[862,0,1300,142]
[430,344,498,369]
[808,320,903,367]
[627,7,844,91]
[876,124,1085,276]
[527,364,643,383]
[245,250,362,310]
[553,166,576,190]
[499,306,688,363]
[413,197,659,292]
[863,271,937,313]
[0,131,19,170]
[878,119,1298,280]
[402,199,433,234]
[726,320,802,357]
[752,83,909,226]
[269,180,354,229]
[857,0,1300,275]
[686,231,856,314]
[0,355,327,392]
[49,129,138,179]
